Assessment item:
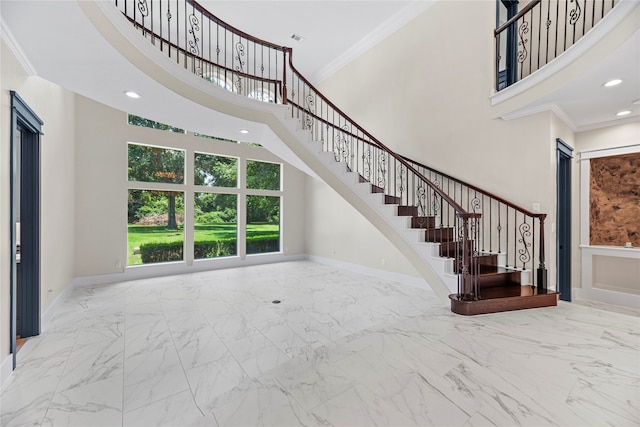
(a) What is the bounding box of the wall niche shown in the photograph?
[589,152,640,247]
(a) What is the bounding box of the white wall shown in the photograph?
[74,95,307,279]
[0,39,76,368]
[308,0,560,285]
[575,122,640,152]
[304,176,420,278]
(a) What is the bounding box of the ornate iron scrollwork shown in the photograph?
[431,179,441,215]
[234,42,246,93]
[188,14,200,56]
[471,197,481,213]
[377,153,387,189]
[416,186,426,217]
[137,0,149,17]
[569,0,582,25]
[396,165,406,198]
[304,94,315,129]
[334,125,350,163]
[362,150,372,180]
[518,222,532,267]
[235,43,246,70]
[517,21,529,63]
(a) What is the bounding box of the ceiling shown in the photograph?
[0,0,638,161]
[198,1,436,83]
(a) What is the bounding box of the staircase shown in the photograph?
[104,0,559,314]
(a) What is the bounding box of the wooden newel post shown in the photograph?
[537,214,548,291]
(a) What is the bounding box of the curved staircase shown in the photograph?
[90,0,559,314]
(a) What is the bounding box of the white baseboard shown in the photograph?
[41,280,77,331]
[573,287,640,310]
[305,255,431,291]
[1,276,78,390]
[72,254,306,287]
[0,352,14,390]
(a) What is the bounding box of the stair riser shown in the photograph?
[425,228,455,242]
[452,255,498,271]
[397,206,418,217]
[385,195,401,204]
[411,217,436,229]
[478,271,521,288]
[439,241,474,257]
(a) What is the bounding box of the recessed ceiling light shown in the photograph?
[603,79,622,87]
[291,33,304,42]
[124,91,141,99]
[240,129,249,134]
[616,110,632,116]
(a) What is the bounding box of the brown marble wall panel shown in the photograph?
[590,152,640,247]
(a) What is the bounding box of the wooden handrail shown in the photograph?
[287,89,470,217]
[400,155,545,219]
[190,0,287,51]
[286,55,471,217]
[124,15,282,87]
[495,0,541,35]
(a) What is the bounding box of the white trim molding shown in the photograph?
[72,253,306,287]
[0,354,13,391]
[313,1,437,83]
[579,143,640,160]
[0,17,37,76]
[306,255,430,290]
[501,103,578,131]
[576,245,640,309]
[577,144,640,309]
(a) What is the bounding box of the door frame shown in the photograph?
[556,138,573,302]
[10,91,43,369]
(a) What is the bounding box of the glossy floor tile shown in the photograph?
[1,261,638,426]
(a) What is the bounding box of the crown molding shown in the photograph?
[0,17,37,76]
[500,102,578,131]
[313,1,438,83]
[576,115,640,132]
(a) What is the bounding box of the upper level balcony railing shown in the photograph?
[495,0,618,90]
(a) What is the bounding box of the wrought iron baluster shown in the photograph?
[546,0,551,65]
[497,202,502,254]
[512,209,517,269]
[537,3,542,71]
[518,17,529,79]
[532,219,537,286]
[397,164,406,203]
[564,0,568,51]
[489,198,493,252]
[518,214,532,270]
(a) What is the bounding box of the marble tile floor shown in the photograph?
[1,261,638,427]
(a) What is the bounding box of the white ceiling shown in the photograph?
[1,0,638,158]
[198,1,436,83]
